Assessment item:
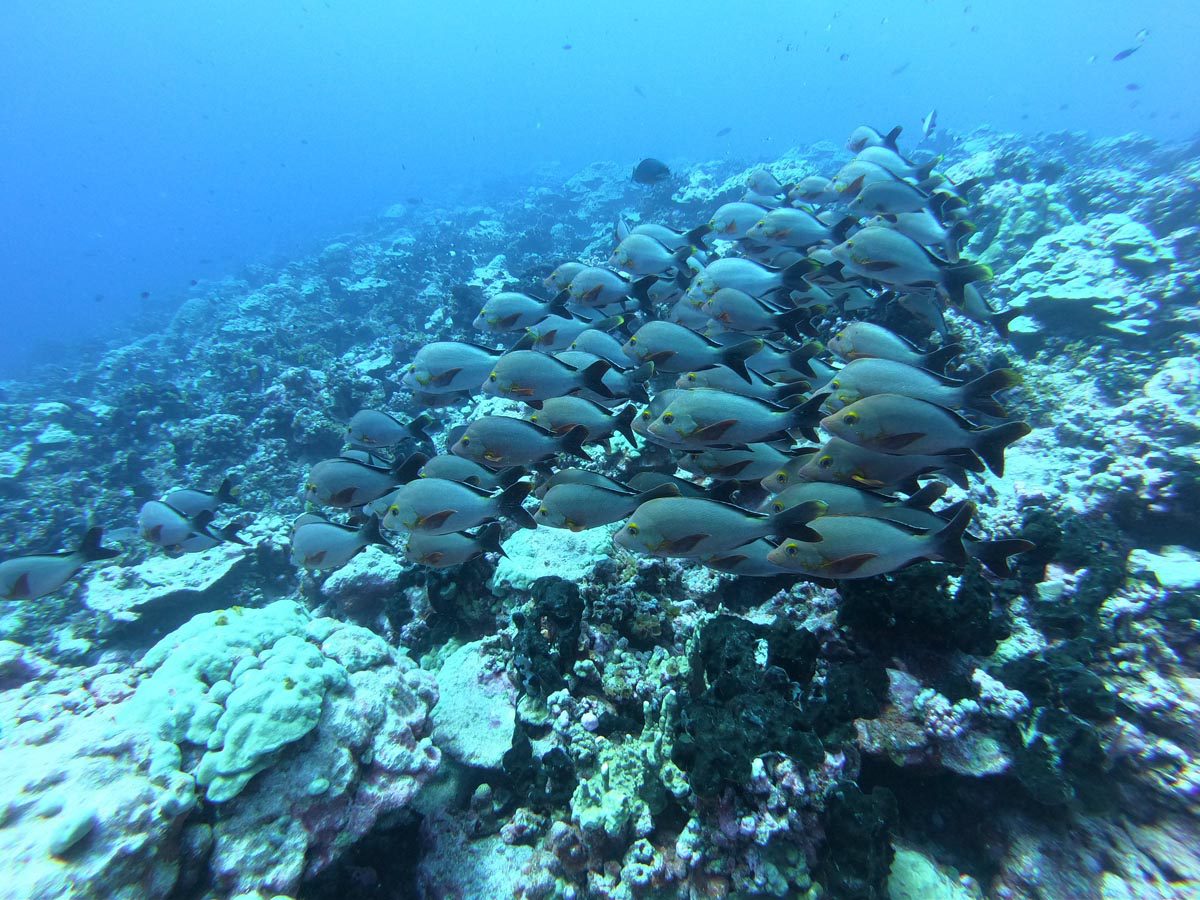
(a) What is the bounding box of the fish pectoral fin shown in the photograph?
[430,367,462,387]
[860,259,901,272]
[10,573,31,600]
[824,553,878,576]
[331,487,357,505]
[512,387,537,397]
[663,533,710,554]
[417,510,457,530]
[307,550,327,566]
[850,473,886,487]
[424,552,445,565]
[498,313,521,328]
[690,419,738,441]
[878,432,925,451]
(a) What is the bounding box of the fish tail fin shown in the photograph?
[219,523,251,547]
[494,467,526,489]
[509,330,538,352]
[770,499,828,542]
[636,482,682,503]
[953,176,984,197]
[391,451,430,483]
[360,514,389,547]
[496,481,537,530]
[964,368,1022,418]
[776,307,817,341]
[683,223,712,251]
[937,454,974,489]
[883,125,903,151]
[579,359,615,399]
[780,259,823,291]
[830,215,858,245]
[818,260,848,283]
[968,538,1035,579]
[991,306,1022,340]
[548,289,573,319]
[785,342,826,377]
[929,192,967,222]
[215,476,240,506]
[914,155,942,181]
[931,500,974,566]
[613,404,638,446]
[477,521,508,557]
[628,275,657,315]
[671,245,694,271]
[902,481,948,509]
[627,362,655,404]
[784,392,829,443]
[558,424,592,462]
[406,412,436,448]
[720,338,765,383]
[79,526,120,562]
[941,260,993,305]
[920,342,963,373]
[975,420,1032,477]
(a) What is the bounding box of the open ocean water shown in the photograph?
[0,2,1198,898]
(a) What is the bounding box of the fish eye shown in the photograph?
[627,523,639,535]
[460,437,470,445]
[488,373,497,381]
[831,380,840,389]
[529,414,538,421]
[785,543,798,557]
[537,506,548,516]
[772,501,784,513]
[686,373,697,382]
[818,455,833,469]
[387,505,399,515]
[843,412,858,425]
[662,412,674,424]
[629,336,637,344]
[775,472,787,484]
[640,411,651,421]
[305,482,317,491]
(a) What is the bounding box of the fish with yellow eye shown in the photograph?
[766,502,975,579]
[451,416,591,468]
[613,496,826,559]
[481,350,614,402]
[758,437,978,495]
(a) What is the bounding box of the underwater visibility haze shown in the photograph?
[0,1,1199,898]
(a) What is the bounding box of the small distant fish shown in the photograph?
[921,109,938,141]
[1126,83,1141,91]
[891,62,910,76]
[0,527,120,601]
[634,85,645,98]
[839,53,850,61]
[139,291,151,300]
[1136,29,1149,43]
[562,43,572,50]
[715,126,732,137]
[451,416,590,467]
[1113,47,1139,62]
[632,158,671,185]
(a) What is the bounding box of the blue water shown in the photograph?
[0,0,1196,375]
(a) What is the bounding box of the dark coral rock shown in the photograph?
[818,781,898,900]
[837,561,1009,657]
[673,614,881,798]
[511,576,584,699]
[999,639,1117,722]
[1011,708,1114,811]
[500,727,576,813]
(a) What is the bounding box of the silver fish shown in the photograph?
[404,522,507,568]
[473,292,567,333]
[827,321,961,371]
[847,124,902,153]
[403,341,505,394]
[760,437,975,494]
[304,454,424,507]
[346,409,434,448]
[830,225,993,303]
[767,502,975,579]
[622,320,763,380]
[536,481,678,531]
[613,497,826,558]
[483,350,613,402]
[417,455,523,490]
[381,478,535,533]
[816,357,1021,417]
[821,394,1031,477]
[529,397,637,446]
[451,416,590,467]
[0,527,119,600]
[162,477,238,517]
[709,202,772,240]
[291,514,388,570]
[647,388,825,446]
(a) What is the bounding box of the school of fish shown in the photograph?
[0,123,1035,597]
